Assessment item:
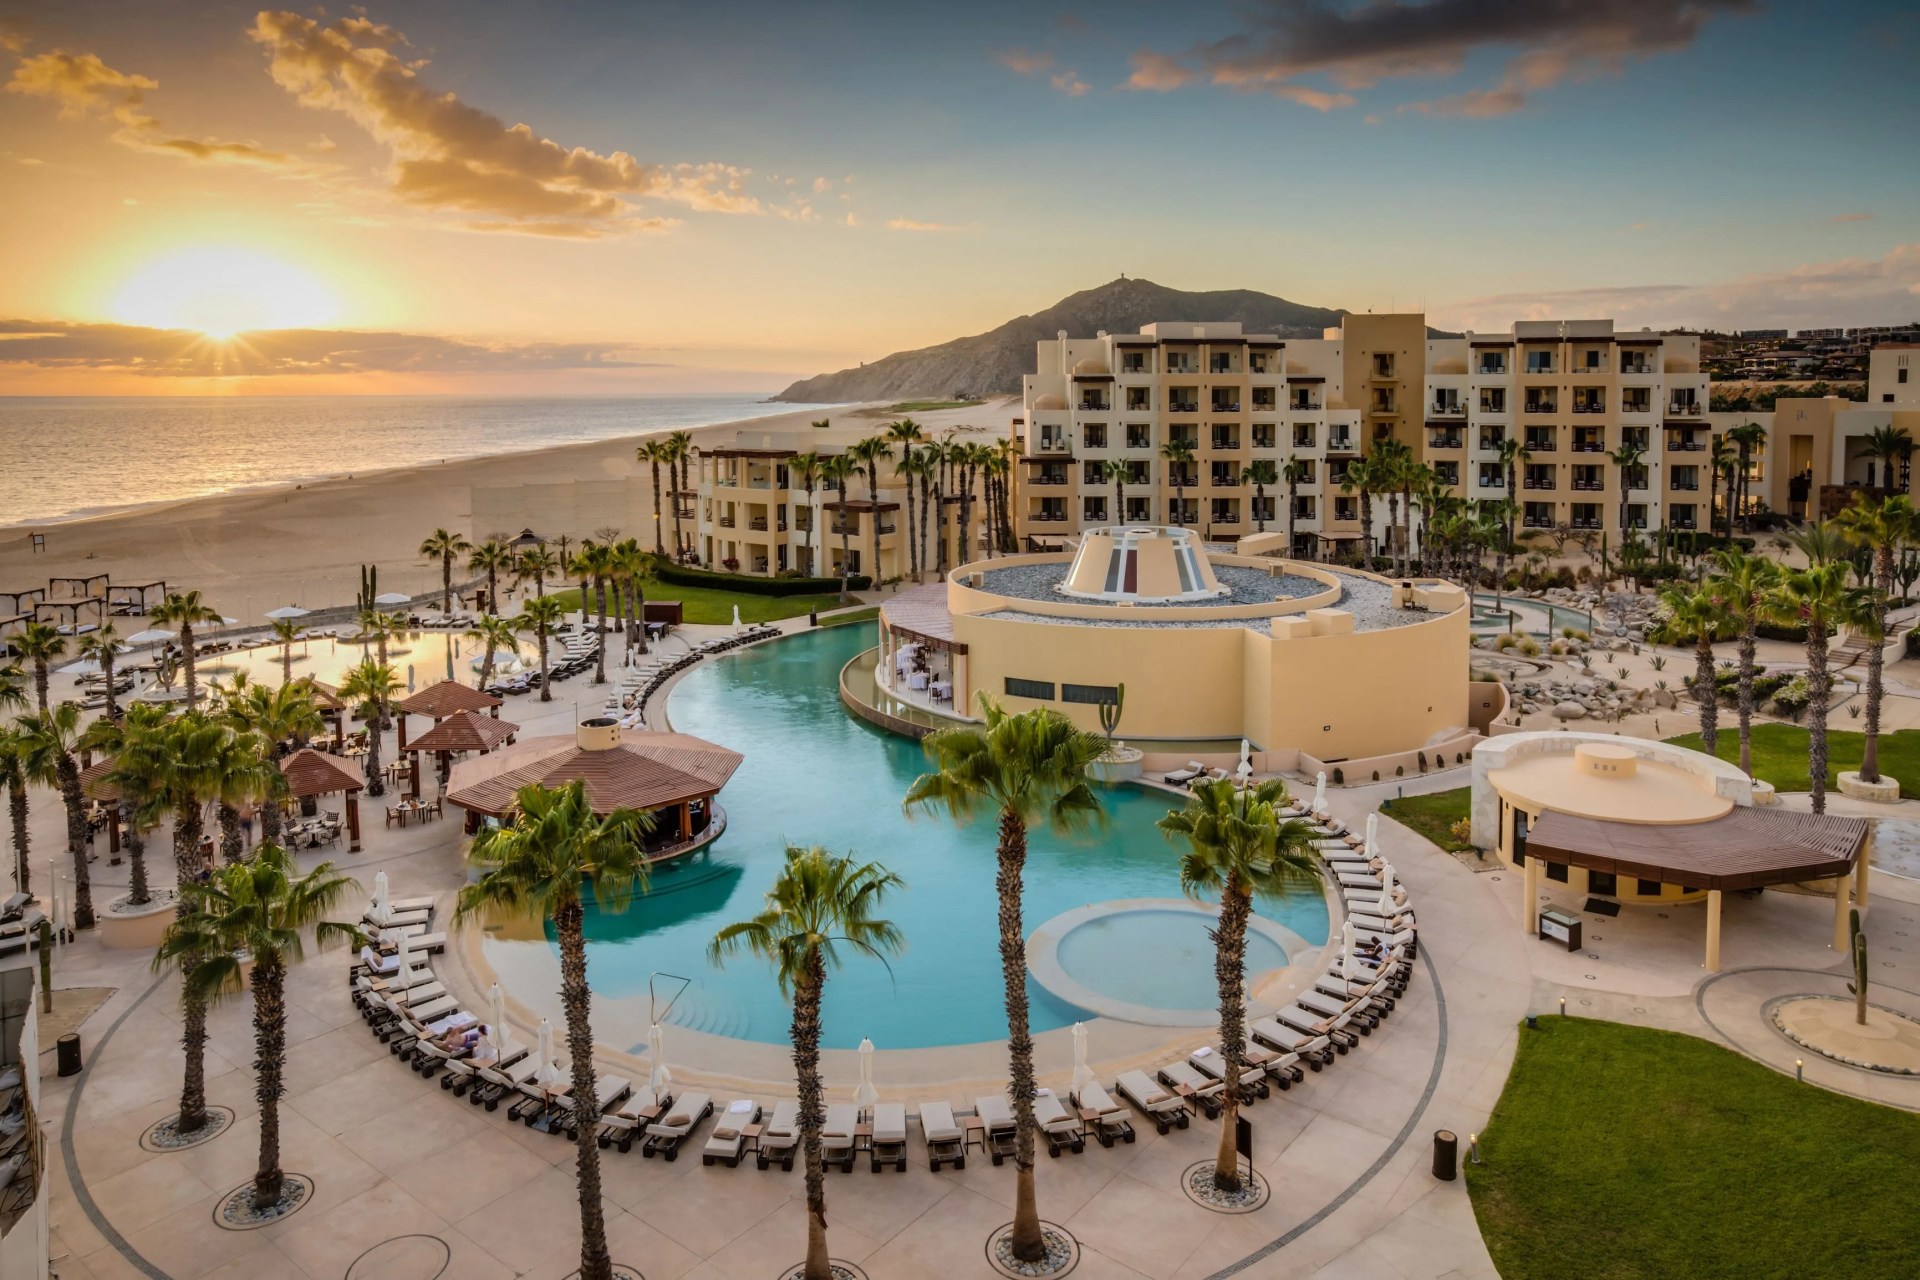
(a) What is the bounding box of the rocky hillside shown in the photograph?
[775,277,1347,403]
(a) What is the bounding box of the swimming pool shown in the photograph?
[484,623,1329,1050]
[1054,908,1291,1013]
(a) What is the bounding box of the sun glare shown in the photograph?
[111,246,340,339]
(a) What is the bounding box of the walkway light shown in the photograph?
[1796,1058,1804,1084]
[1468,1133,1482,1165]
[1558,996,1566,1016]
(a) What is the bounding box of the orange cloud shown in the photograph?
[886,218,957,232]
[1051,70,1091,97]
[995,48,1055,75]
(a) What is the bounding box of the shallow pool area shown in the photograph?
[480,623,1329,1050]
[1055,907,1291,1017]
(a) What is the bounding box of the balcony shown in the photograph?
[1524,438,1557,453]
[1477,362,1508,376]
[1030,474,1070,486]
[1427,433,1463,449]
[1670,480,1700,492]
[1429,402,1465,418]
[1571,479,1604,492]
[1571,441,1604,454]
[1524,401,1558,415]
[1290,398,1323,411]
[1523,515,1554,529]
[1478,432,1507,450]
[1672,515,1698,531]
[1668,438,1706,453]
[1479,474,1506,489]
[1168,401,1200,415]
[1211,400,1242,414]
[1077,400,1109,412]
[748,517,769,531]
[1667,403,1704,418]
[1524,478,1558,491]
[718,516,736,528]
[1327,434,1357,453]
[1524,360,1558,375]
[1572,402,1606,415]
[1620,400,1653,416]
[1621,360,1654,376]
[1028,512,1069,523]
[1251,399,1277,415]
[1570,518,1602,530]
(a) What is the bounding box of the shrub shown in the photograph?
[1396,765,1405,777]
[1448,818,1474,845]
[1331,767,1344,784]
[1372,770,1380,782]
[1518,638,1543,657]
[653,561,871,597]
[1494,632,1520,651]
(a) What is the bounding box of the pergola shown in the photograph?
[106,581,168,616]
[445,728,742,858]
[307,681,350,751]
[78,758,124,859]
[1521,806,1871,971]
[405,709,518,798]
[279,748,366,852]
[35,598,105,633]
[394,680,503,753]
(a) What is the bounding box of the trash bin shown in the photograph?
[1432,1129,1458,1181]
[56,1032,82,1077]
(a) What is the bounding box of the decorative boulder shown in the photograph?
[1552,701,1588,720]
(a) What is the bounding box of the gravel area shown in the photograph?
[975,568,1435,633]
[978,562,1322,607]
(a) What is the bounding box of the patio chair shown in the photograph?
[702,1099,761,1167]
[918,1101,965,1170]
[974,1095,1017,1166]
[822,1103,859,1172]
[756,1100,798,1170]
[1069,1082,1134,1147]
[1115,1070,1187,1133]
[869,1102,908,1172]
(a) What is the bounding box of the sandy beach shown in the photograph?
[0,399,1007,620]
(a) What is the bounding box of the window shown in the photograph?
[1126,424,1153,450]
[1082,424,1107,449]
[1511,807,1529,866]
[1900,368,1909,384]
[1082,497,1107,522]
[1062,683,1119,705]
[1211,498,1238,524]
[1636,879,1663,896]
[1589,870,1618,896]
[1434,461,1459,487]
[1005,677,1055,700]
[1545,862,1569,883]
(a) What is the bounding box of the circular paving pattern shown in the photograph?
[561,1266,642,1280]
[1181,1160,1272,1214]
[778,1261,867,1280]
[212,1172,313,1230]
[139,1105,233,1152]
[985,1221,1080,1278]
[346,1233,451,1280]
[1767,995,1920,1076]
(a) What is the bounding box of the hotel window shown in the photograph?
[1545,862,1569,883]
[1433,461,1459,487]
[1210,461,1237,487]
[1578,347,1604,371]
[1126,388,1152,410]
[1211,425,1240,450]
[1210,352,1234,374]
[1082,423,1107,449]
[1082,497,1107,523]
[1477,351,1507,375]
[1082,462,1104,485]
[1293,495,1316,519]
[1334,496,1358,522]
[1121,353,1151,375]
[1373,353,1396,378]
[1211,498,1239,524]
[1168,388,1199,412]
[1004,677,1056,701]
[1126,424,1153,450]
[1480,389,1507,414]
[1293,423,1317,447]
[1637,879,1663,896]
[1252,424,1275,449]
[1295,459,1316,483]
[1525,349,1556,374]
[1252,388,1276,410]
[1478,463,1504,489]
[1062,683,1120,705]
[1589,871,1618,896]
[1125,497,1153,523]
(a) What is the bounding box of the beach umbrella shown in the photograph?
[1312,772,1327,815]
[374,592,411,607]
[1239,739,1252,774]
[854,1037,878,1109]
[1340,920,1357,980]
[128,629,175,645]
[731,604,743,632]
[1364,813,1378,853]
[406,664,416,693]
[1070,1021,1096,1097]
[1376,861,1396,916]
[58,658,102,676]
[371,870,390,926]
[394,930,415,989]
[487,982,507,1045]
[264,606,310,620]
[647,1022,672,1094]
[535,1019,563,1087]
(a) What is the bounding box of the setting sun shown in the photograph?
[110,246,339,338]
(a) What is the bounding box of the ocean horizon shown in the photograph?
[0,393,834,527]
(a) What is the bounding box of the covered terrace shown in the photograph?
[403,708,518,798]
[280,748,366,853]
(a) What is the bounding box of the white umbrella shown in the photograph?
[647,1022,672,1094]
[58,658,102,676]
[1312,771,1327,815]
[407,663,416,693]
[128,628,175,644]
[1239,739,1252,774]
[1340,920,1358,980]
[218,616,239,627]
[264,606,310,620]
[535,1019,563,1087]
[731,604,743,631]
[1377,861,1396,916]
[394,930,415,989]
[1364,813,1378,853]
[374,592,412,606]
[854,1037,878,1109]
[487,983,507,1044]
[371,870,390,926]
[1071,1021,1096,1097]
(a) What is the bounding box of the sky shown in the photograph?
[0,0,1916,395]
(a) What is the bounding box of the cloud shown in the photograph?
[844,211,861,227]
[1051,70,1091,97]
[995,48,1055,75]
[1437,242,1920,332]
[0,319,672,377]
[246,10,761,236]
[6,49,306,169]
[885,218,956,232]
[1830,212,1873,224]
[1130,0,1755,115]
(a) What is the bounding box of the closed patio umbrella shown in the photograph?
[1340,920,1357,979]
[535,1019,562,1087]
[487,983,507,1044]
[1376,862,1396,916]
[371,870,390,926]
[854,1037,878,1109]
[394,930,414,989]
[1071,1021,1096,1097]
[407,663,416,693]
[1364,813,1378,852]
[647,1022,672,1095]
[1312,772,1327,815]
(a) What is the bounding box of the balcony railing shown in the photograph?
[1621,400,1653,415]
[1672,517,1698,530]
[1210,477,1241,489]
[1078,401,1109,412]
[1428,434,1463,449]
[1291,399,1323,411]
[1670,480,1700,491]
[718,516,736,528]
[1478,433,1507,450]
[1211,401,1242,413]
[1524,438,1557,452]
[1524,478,1557,490]
[1327,435,1356,452]
[1478,363,1508,375]
[1030,475,1070,485]
[1571,480,1603,492]
[1479,401,1509,416]
[1572,441,1604,453]
[1668,439,1706,452]
[1251,400,1277,414]
[1667,403,1703,417]
[1480,475,1506,488]
[1524,402,1558,414]
[1430,403,1465,418]
[1571,518,1602,530]
[1621,362,1653,375]
[1572,403,1606,415]
[1029,512,1068,523]
[1168,402,1200,414]
[1523,516,1554,528]
[748,518,769,531]
[1293,434,1316,448]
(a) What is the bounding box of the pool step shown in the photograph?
[664,989,751,1040]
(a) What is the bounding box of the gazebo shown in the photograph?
[395,680,503,753]
[446,719,742,859]
[280,748,366,852]
[307,681,350,752]
[405,709,519,798]
[78,758,123,860]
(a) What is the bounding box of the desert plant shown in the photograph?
[1848,908,1869,1026]
[1331,767,1344,784]
[1650,655,1666,672]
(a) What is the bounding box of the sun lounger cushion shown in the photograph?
[919,1101,962,1143]
[822,1104,858,1147]
[710,1099,758,1142]
[651,1091,711,1135]
[872,1102,907,1142]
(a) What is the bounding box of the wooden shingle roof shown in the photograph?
[396,680,503,717]
[445,731,742,819]
[408,709,518,754]
[1523,806,1868,892]
[280,748,366,798]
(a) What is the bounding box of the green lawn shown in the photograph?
[547,582,848,627]
[1664,722,1920,798]
[881,399,983,413]
[1380,787,1472,851]
[1469,1019,1920,1280]
[818,606,881,629]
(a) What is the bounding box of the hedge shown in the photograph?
[652,561,872,597]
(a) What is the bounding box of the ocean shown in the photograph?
[0,394,829,527]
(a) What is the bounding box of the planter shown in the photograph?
[1837,771,1901,804]
[1088,743,1144,784]
[98,892,179,950]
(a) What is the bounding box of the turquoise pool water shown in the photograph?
[533,624,1328,1050]
[1055,910,1290,1013]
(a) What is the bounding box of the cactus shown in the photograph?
[1097,683,1125,743]
[1331,767,1343,785]
[38,920,52,1013]
[1848,908,1869,1026]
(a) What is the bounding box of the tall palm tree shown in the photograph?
[1609,442,1646,544]
[84,703,172,904]
[20,705,95,929]
[885,419,925,580]
[1706,548,1780,778]
[420,528,473,615]
[892,448,924,583]
[1340,454,1384,566]
[1660,584,1730,757]
[573,541,616,685]
[515,545,557,599]
[956,443,987,564]
[845,438,893,584]
[15,621,66,715]
[791,451,824,576]
[990,443,1017,553]
[467,539,513,614]
[337,661,400,798]
[152,590,223,709]
[1496,437,1531,550]
[517,595,568,703]
[1282,455,1310,557]
[1162,438,1195,529]
[1370,438,1413,576]
[904,700,1106,1264]
[638,439,672,555]
[1833,495,1917,785]
[466,614,521,692]
[710,847,904,1280]
[1102,457,1130,526]
[1158,779,1319,1192]
[613,539,650,658]
[266,618,303,686]
[821,453,857,604]
[1852,425,1912,496]
[353,608,403,669]
[665,429,697,559]
[1243,459,1279,534]
[227,683,322,846]
[1726,421,1769,529]
[1785,520,1851,568]
[1707,436,1735,539]
[76,624,127,720]
[209,728,274,865]
[457,781,654,1280]
[0,726,30,897]
[1766,563,1877,814]
[157,845,358,1213]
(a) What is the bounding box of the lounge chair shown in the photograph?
[918,1101,965,1171]
[1156,1061,1225,1120]
[1250,1017,1333,1068]
[1162,761,1205,785]
[445,1038,525,1094]
[1277,1000,1360,1050]
[1189,1045,1267,1101]
[1240,1038,1304,1088]
[1070,1082,1135,1147]
[703,1099,761,1167]
[471,1054,541,1109]
[1032,1091,1083,1157]
[1115,1070,1187,1134]
[598,1086,669,1152]
[643,1091,712,1160]
[555,1076,633,1140]
[756,1100,798,1170]
[870,1102,908,1172]
[510,1063,569,1125]
[975,1095,1017,1166]
[822,1103,860,1173]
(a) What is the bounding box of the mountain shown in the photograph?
[773,277,1349,403]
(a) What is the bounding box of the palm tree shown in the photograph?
[152,590,223,709]
[420,528,472,615]
[892,448,923,583]
[467,539,513,614]
[1765,563,1877,814]
[84,703,170,904]
[15,621,66,715]
[710,847,904,1280]
[1726,421,1769,529]
[157,844,358,1213]
[209,728,274,865]
[1660,584,1730,757]
[1496,437,1531,550]
[266,618,303,686]
[1102,457,1130,526]
[517,595,568,703]
[74,624,127,719]
[613,539,650,658]
[957,443,987,564]
[665,429,697,559]
[989,443,1017,553]
[1706,548,1780,778]
[1282,455,1310,557]
[457,781,654,1280]
[1370,439,1413,576]
[1707,436,1734,539]
[791,451,824,576]
[846,438,893,584]
[1158,779,1319,1191]
[1852,424,1912,495]
[20,705,95,928]
[337,661,400,798]
[1242,459,1279,534]
[0,726,30,897]
[885,419,925,580]
[1609,442,1646,543]
[515,544,557,599]
[904,700,1106,1264]
[822,453,857,604]
[1162,438,1195,529]
[1340,455,1384,566]
[466,614,520,692]
[1834,495,1917,785]
[638,439,672,555]
[573,541,616,685]
[226,683,322,846]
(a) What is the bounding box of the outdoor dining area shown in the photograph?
[384,797,444,828]
[279,747,366,853]
[889,641,954,704]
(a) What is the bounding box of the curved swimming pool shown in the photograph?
[484,624,1329,1050]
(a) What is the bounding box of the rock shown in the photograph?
[1573,681,1596,696]
[1654,689,1678,709]
[1553,701,1588,720]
